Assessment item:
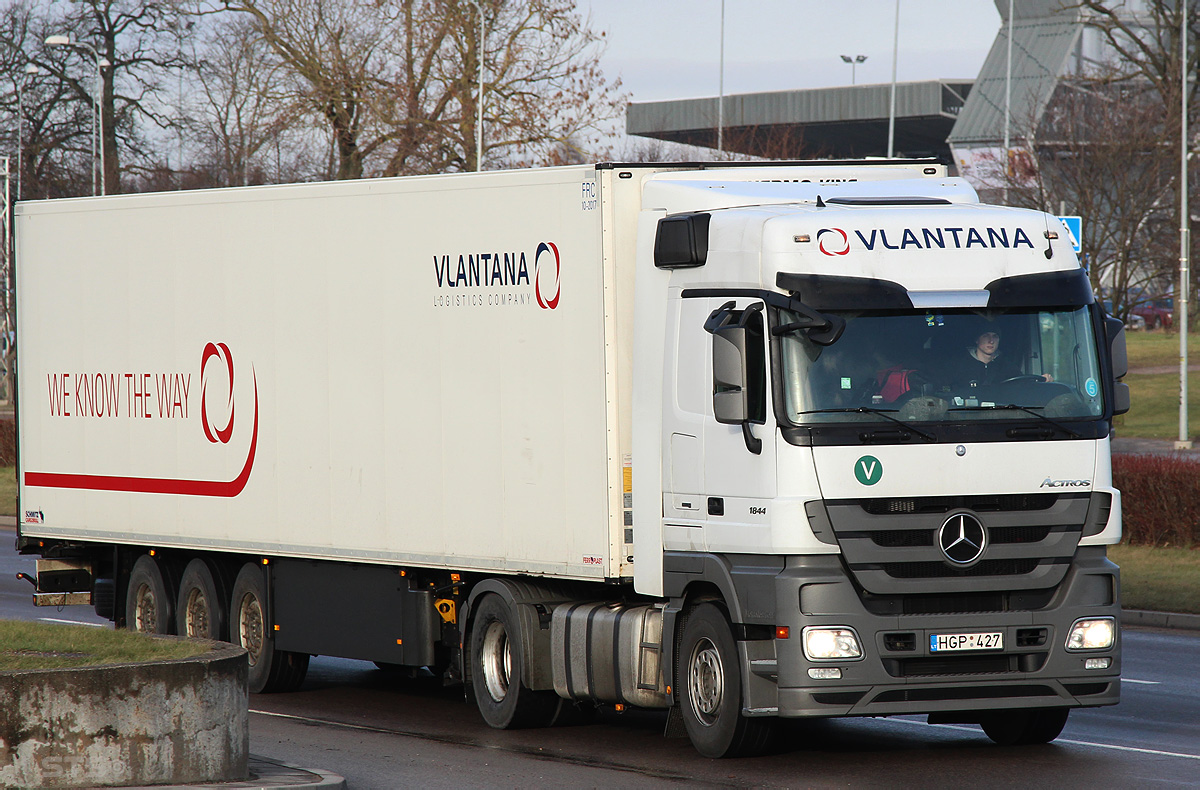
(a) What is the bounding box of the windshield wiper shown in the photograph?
[949,403,1081,439]
[796,407,937,443]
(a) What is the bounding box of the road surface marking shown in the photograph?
[894,718,1199,761]
[38,617,106,627]
[1122,678,1160,685]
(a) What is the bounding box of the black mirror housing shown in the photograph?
[654,213,710,269]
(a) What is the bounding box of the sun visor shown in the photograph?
[776,273,911,310]
[985,269,1094,307]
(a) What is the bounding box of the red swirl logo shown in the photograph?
[201,342,235,444]
[534,241,561,309]
[817,228,850,256]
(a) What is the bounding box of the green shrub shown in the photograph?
[1112,453,1200,547]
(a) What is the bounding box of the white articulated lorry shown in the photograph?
[16,161,1127,757]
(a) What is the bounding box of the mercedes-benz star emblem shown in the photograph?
[938,513,987,565]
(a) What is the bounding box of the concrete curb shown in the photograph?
[119,755,347,789]
[1123,608,1200,631]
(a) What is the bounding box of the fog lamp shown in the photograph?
[808,667,842,680]
[1085,657,1112,670]
[1066,617,1115,650]
[803,627,862,661]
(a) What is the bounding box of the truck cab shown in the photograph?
[632,169,1125,756]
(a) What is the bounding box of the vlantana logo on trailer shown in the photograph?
[25,343,258,504]
[432,241,561,310]
[817,226,1037,255]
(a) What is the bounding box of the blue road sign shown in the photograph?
[1058,215,1082,253]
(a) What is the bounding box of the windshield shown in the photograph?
[779,306,1105,425]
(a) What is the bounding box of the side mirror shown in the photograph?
[704,301,764,454]
[1104,317,1129,415]
[712,331,749,424]
[1104,317,1127,379]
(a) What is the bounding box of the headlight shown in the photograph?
[803,627,862,660]
[1065,617,1116,650]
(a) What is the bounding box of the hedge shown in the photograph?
[0,417,12,466]
[1112,453,1200,548]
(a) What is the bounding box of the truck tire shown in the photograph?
[176,558,228,641]
[230,563,309,693]
[677,603,775,758]
[125,554,174,634]
[980,707,1069,746]
[469,593,558,729]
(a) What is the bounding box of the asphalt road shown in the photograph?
[3,534,1198,788]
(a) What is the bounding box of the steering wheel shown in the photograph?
[1002,374,1046,384]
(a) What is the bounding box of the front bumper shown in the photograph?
[756,549,1120,718]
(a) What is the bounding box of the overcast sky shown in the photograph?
[581,1,1004,103]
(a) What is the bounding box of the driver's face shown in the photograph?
[977,332,1000,355]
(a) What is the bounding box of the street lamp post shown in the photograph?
[15,64,39,201]
[840,54,867,85]
[45,35,106,196]
[465,1,485,172]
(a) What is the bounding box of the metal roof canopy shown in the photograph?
[948,0,1083,146]
[626,80,972,159]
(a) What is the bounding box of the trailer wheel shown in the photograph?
[469,594,557,729]
[980,707,1069,746]
[677,603,775,758]
[176,559,227,641]
[230,563,309,693]
[125,555,174,634]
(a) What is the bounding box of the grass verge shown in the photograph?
[1110,544,1200,615]
[1124,330,1200,369]
[1113,372,1200,439]
[0,620,209,671]
[1,465,13,518]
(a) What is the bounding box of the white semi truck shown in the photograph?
[16,161,1126,757]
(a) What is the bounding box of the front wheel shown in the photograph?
[677,603,775,758]
[469,594,558,729]
[230,563,309,693]
[981,707,1069,745]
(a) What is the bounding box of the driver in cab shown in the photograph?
[949,326,1053,389]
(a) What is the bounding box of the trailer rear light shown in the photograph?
[803,627,862,661]
[775,626,790,639]
[1065,617,1115,650]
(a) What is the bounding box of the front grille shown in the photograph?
[884,653,1049,677]
[870,684,1057,704]
[1016,628,1048,647]
[861,588,1056,615]
[811,691,867,706]
[823,492,1093,596]
[880,558,1043,579]
[869,525,1055,548]
[884,632,917,651]
[860,493,1058,516]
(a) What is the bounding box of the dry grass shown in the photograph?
[0,620,208,671]
[1109,544,1200,615]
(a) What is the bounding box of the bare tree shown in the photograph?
[989,76,1176,322]
[223,0,624,178]
[1076,0,1200,325]
[182,16,314,186]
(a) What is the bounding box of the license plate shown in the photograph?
[930,631,1004,652]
